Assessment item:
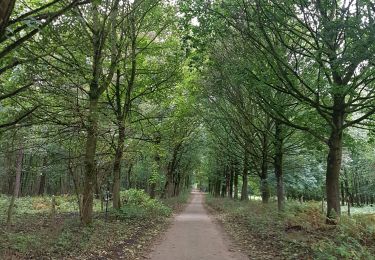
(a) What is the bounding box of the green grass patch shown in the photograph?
[162,189,190,210]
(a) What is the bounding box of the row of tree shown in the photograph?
[1,0,374,227]
[0,0,202,225]
[181,0,375,222]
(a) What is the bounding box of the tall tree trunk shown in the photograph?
[150,136,161,199]
[0,0,16,39]
[341,181,345,206]
[82,99,99,225]
[260,162,269,203]
[260,136,270,203]
[221,181,226,197]
[229,164,234,199]
[241,151,248,201]
[38,157,47,196]
[234,169,239,200]
[225,166,230,197]
[7,145,24,228]
[274,121,284,211]
[111,8,136,204]
[214,178,221,197]
[162,143,181,198]
[162,166,174,199]
[127,163,133,189]
[4,144,14,195]
[112,123,125,209]
[326,99,344,222]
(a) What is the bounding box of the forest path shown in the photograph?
[147,191,248,260]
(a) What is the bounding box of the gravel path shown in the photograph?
[147,192,248,260]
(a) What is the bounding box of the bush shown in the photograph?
[312,237,372,259]
[115,189,171,220]
[206,196,375,259]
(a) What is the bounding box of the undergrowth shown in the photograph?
[162,189,190,211]
[113,189,172,220]
[0,189,188,259]
[206,196,375,260]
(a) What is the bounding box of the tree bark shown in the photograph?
[214,178,221,197]
[82,98,99,225]
[326,98,344,223]
[241,151,248,201]
[260,133,270,203]
[341,181,345,206]
[234,168,239,200]
[112,123,125,209]
[6,145,24,228]
[127,163,133,189]
[225,166,230,197]
[274,121,284,211]
[38,157,47,196]
[229,164,234,199]
[150,135,161,199]
[260,160,269,203]
[221,181,226,197]
[0,0,16,39]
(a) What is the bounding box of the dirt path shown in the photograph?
[147,192,248,260]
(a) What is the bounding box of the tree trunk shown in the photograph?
[214,178,221,197]
[150,137,161,199]
[234,169,239,200]
[149,183,156,199]
[260,133,270,203]
[260,158,269,203]
[38,157,47,196]
[225,166,230,197]
[241,152,248,201]
[229,165,234,199]
[0,0,16,39]
[112,123,125,209]
[274,121,284,211]
[4,145,14,195]
[82,99,99,225]
[326,101,344,223]
[162,167,174,199]
[341,181,345,206]
[221,181,226,197]
[7,145,24,228]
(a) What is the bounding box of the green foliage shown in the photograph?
[313,235,372,259]
[0,195,102,217]
[2,233,42,254]
[206,196,375,259]
[162,189,190,210]
[115,189,171,220]
[311,205,373,257]
[0,193,173,259]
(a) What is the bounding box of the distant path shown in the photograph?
[147,191,248,260]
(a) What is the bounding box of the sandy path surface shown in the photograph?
[147,192,248,260]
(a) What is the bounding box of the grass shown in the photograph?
[162,190,190,211]
[0,190,188,259]
[205,196,375,260]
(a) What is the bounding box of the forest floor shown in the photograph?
[146,191,247,260]
[0,192,189,260]
[206,196,375,260]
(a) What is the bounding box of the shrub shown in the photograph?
[312,237,372,259]
[115,189,171,220]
